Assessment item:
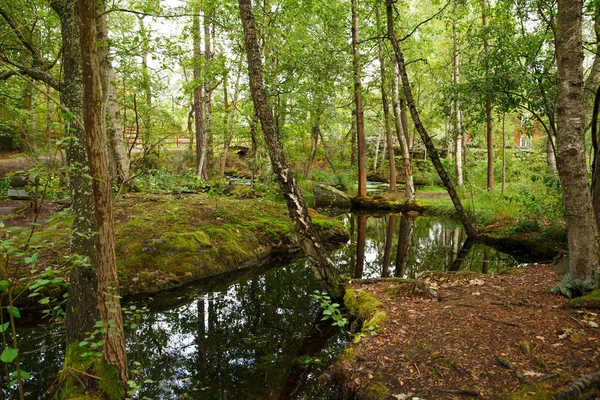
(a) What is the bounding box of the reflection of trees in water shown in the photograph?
[339,213,517,280]
[131,262,341,399]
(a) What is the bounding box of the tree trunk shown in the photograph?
[392,63,414,202]
[193,9,207,179]
[502,113,506,194]
[482,0,494,191]
[78,0,128,389]
[376,7,396,192]
[386,0,477,237]
[305,116,319,178]
[220,59,242,175]
[49,0,99,348]
[238,0,342,297]
[555,0,600,295]
[591,84,600,231]
[97,3,130,186]
[352,0,367,197]
[202,14,213,177]
[452,10,464,187]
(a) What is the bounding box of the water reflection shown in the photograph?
[334,213,519,279]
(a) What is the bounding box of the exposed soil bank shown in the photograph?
[332,265,600,399]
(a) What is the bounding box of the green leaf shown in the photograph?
[143,379,154,383]
[0,281,9,291]
[39,297,50,305]
[1,348,18,363]
[10,369,30,380]
[7,306,20,319]
[24,252,38,264]
[0,323,10,333]
[353,335,361,344]
[108,308,118,313]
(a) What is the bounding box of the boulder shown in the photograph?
[313,184,351,208]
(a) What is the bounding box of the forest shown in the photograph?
[0,0,599,398]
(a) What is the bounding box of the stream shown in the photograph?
[14,212,538,399]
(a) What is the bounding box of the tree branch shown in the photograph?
[398,0,451,42]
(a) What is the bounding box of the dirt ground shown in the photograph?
[337,266,600,399]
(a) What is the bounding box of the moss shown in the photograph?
[364,310,387,330]
[344,289,382,320]
[338,346,356,362]
[365,383,390,400]
[58,344,125,400]
[568,288,600,308]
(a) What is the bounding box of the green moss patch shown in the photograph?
[568,289,600,308]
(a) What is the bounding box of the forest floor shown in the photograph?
[336,265,600,399]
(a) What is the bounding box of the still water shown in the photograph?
[15,213,521,399]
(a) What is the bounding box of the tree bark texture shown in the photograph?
[49,0,99,346]
[78,0,129,387]
[591,84,600,230]
[376,7,397,192]
[555,0,600,291]
[392,63,414,202]
[386,0,477,237]
[352,0,367,197]
[238,0,342,296]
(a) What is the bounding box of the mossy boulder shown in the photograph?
[314,184,351,208]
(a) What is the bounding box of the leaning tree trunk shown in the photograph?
[238,0,342,297]
[352,0,367,197]
[392,63,414,202]
[49,0,99,348]
[376,6,397,192]
[554,0,600,296]
[79,0,129,389]
[386,0,477,237]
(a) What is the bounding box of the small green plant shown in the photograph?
[311,290,348,328]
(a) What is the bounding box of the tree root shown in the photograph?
[555,370,600,400]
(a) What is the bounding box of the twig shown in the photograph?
[479,315,521,328]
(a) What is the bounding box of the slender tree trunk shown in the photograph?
[376,7,396,192]
[373,127,381,173]
[202,14,213,177]
[392,63,414,202]
[482,0,494,191]
[305,115,320,178]
[193,9,207,179]
[49,0,99,349]
[352,0,367,197]
[547,133,558,175]
[220,59,242,175]
[78,0,128,389]
[502,113,506,194]
[452,10,464,187]
[555,0,600,295]
[97,2,130,186]
[238,0,342,296]
[386,0,477,237]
